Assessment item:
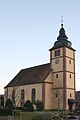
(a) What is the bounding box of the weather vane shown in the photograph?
[61,16,63,27]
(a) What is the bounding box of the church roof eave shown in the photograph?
[49,45,76,51]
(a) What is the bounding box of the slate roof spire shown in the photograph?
[57,23,68,41]
[52,23,72,49]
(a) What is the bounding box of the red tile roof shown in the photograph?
[5,63,51,88]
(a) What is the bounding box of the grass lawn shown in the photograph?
[0,111,65,120]
[0,112,39,120]
[14,111,40,120]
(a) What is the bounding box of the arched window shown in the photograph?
[21,89,25,100]
[21,89,25,107]
[12,90,15,105]
[31,88,36,104]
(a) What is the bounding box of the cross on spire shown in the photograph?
[61,16,63,27]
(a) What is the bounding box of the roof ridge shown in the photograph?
[21,63,50,71]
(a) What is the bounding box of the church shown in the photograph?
[4,23,76,110]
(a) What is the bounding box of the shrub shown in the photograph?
[0,95,4,107]
[5,99,14,109]
[23,100,34,112]
[35,100,44,111]
[0,107,12,116]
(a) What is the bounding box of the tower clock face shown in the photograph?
[55,59,59,64]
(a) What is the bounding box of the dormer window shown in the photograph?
[54,49,60,57]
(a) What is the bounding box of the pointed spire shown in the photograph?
[57,23,68,41]
[57,16,68,41]
[53,21,72,49]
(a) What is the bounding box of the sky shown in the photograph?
[0,0,80,94]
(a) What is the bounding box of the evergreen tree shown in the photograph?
[5,99,14,109]
[23,100,34,111]
[35,100,44,111]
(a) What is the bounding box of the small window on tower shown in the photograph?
[70,94,72,98]
[56,74,58,78]
[54,49,60,57]
[70,74,71,79]
[55,93,57,98]
[69,60,71,64]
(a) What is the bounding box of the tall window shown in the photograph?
[21,89,25,100]
[31,88,36,104]
[12,90,15,105]
[21,89,25,107]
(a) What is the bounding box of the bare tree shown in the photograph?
[11,86,21,107]
[52,81,63,119]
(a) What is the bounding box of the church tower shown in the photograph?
[50,24,75,110]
